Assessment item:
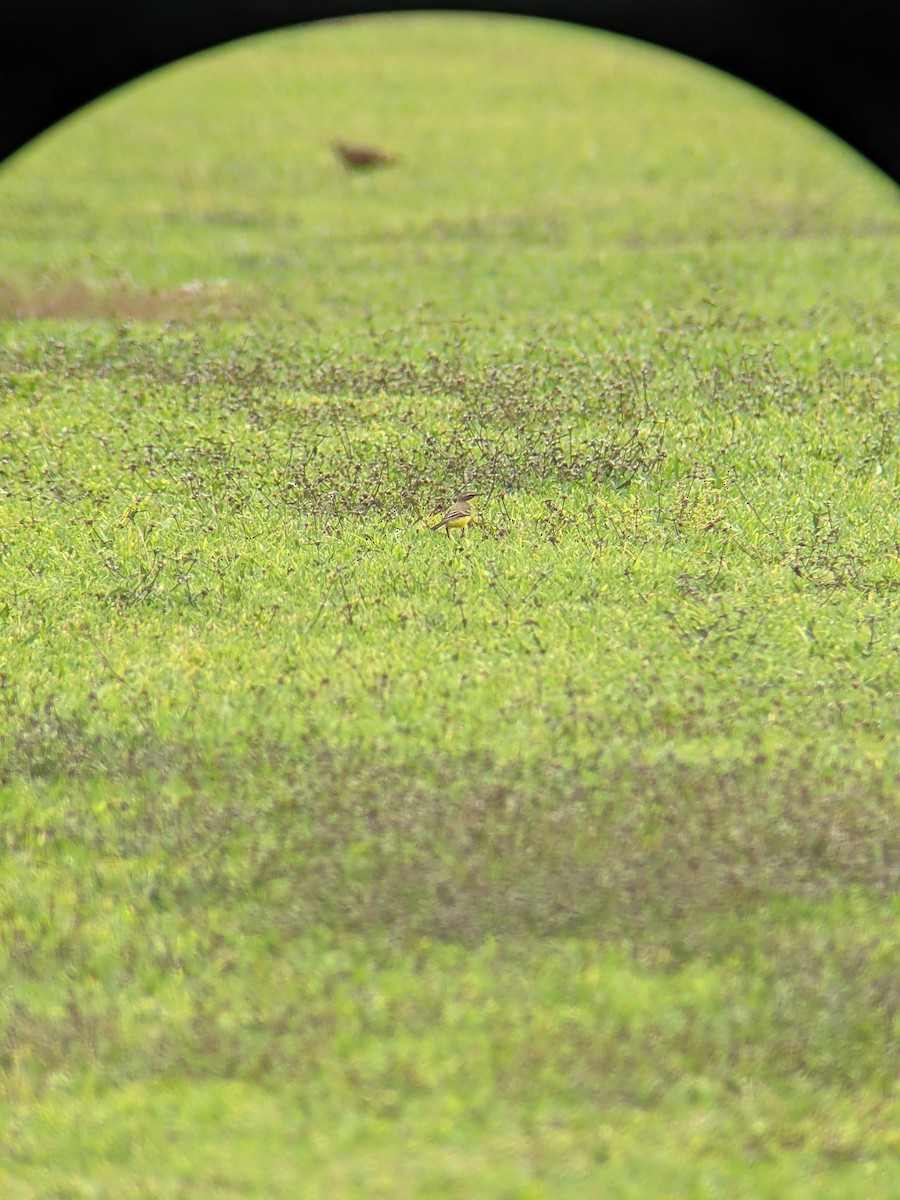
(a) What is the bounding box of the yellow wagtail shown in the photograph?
[431,491,480,537]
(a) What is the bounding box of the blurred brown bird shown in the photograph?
[332,140,399,170]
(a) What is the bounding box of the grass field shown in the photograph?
[1,12,898,1197]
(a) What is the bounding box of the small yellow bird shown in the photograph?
[431,491,480,537]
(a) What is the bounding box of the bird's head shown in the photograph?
[456,491,480,502]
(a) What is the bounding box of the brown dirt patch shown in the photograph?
[0,278,247,321]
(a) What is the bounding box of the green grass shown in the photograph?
[1,12,898,1197]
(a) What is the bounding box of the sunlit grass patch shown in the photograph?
[1,11,898,1197]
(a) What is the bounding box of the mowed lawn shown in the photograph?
[1,13,898,1197]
